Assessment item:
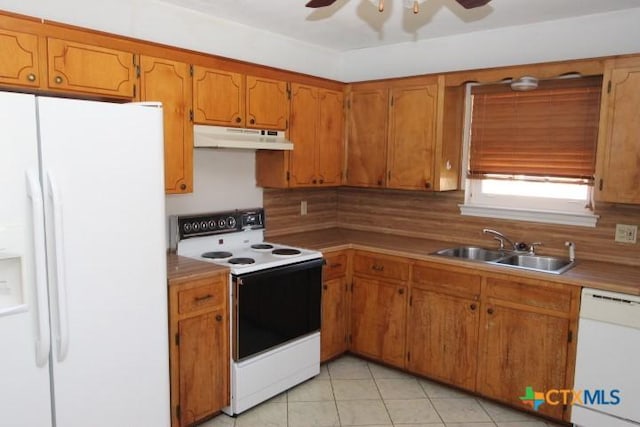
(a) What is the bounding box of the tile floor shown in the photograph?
[201,355,564,427]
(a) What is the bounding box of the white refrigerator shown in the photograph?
[0,91,170,426]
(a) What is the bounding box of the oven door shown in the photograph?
[232,257,323,361]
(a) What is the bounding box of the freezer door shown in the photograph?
[0,91,53,426]
[36,97,170,427]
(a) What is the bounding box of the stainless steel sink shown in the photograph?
[432,246,576,274]
[492,254,575,275]
[433,246,505,262]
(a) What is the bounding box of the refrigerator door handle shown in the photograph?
[46,171,70,362]
[26,170,51,367]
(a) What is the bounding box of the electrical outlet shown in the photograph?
[300,200,307,216]
[615,224,637,244]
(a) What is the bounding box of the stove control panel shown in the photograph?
[169,208,265,247]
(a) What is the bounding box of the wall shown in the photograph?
[2,0,640,82]
[263,187,640,267]
[263,188,339,236]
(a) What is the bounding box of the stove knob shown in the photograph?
[208,220,216,229]
[227,217,237,228]
[218,218,226,228]
[192,222,200,232]
[200,220,208,231]
[183,223,192,233]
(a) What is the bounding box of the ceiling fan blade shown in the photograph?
[305,0,338,8]
[455,0,492,9]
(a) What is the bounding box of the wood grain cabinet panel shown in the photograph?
[193,67,245,126]
[47,38,135,98]
[246,75,289,130]
[321,251,349,362]
[595,58,640,204]
[317,88,344,186]
[352,252,410,282]
[387,84,439,190]
[139,56,193,194]
[289,83,319,186]
[346,88,389,187]
[0,29,40,88]
[350,276,407,368]
[169,273,229,427]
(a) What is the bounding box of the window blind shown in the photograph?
[469,77,602,182]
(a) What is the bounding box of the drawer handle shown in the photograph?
[194,294,213,302]
[54,75,63,84]
[487,308,494,315]
[27,73,37,82]
[329,263,343,269]
[470,303,477,311]
[371,264,384,272]
[215,314,223,322]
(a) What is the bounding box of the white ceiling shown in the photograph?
[157,0,640,52]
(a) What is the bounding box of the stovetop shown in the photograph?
[170,208,322,274]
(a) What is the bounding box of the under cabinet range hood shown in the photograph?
[194,125,293,150]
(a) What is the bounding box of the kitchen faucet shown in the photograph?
[482,228,519,251]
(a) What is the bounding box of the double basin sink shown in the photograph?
[433,246,575,275]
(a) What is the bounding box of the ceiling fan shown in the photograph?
[306,0,492,14]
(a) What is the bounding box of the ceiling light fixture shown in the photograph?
[306,0,492,13]
[374,0,421,14]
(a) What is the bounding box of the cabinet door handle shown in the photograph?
[487,308,494,315]
[312,179,317,184]
[470,303,477,310]
[319,179,324,184]
[249,118,255,125]
[215,314,223,322]
[179,183,187,191]
[27,73,37,82]
[377,179,383,186]
[323,284,328,290]
[425,181,431,189]
[371,264,384,272]
[398,288,405,295]
[194,294,213,302]
[235,117,242,123]
[54,75,63,84]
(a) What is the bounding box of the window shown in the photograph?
[460,76,602,227]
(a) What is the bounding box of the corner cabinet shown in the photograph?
[345,77,463,191]
[595,57,640,204]
[139,56,193,194]
[321,251,350,362]
[350,251,409,368]
[169,272,229,427]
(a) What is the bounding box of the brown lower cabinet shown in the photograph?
[169,272,229,427]
[321,251,350,362]
[333,253,580,423]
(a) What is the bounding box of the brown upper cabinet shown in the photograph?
[139,56,193,194]
[346,77,462,191]
[193,67,288,130]
[0,28,41,89]
[47,38,136,98]
[595,57,640,204]
[256,83,344,188]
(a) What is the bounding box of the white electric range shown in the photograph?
[170,208,323,415]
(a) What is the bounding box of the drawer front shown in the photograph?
[486,277,573,313]
[323,252,348,281]
[353,252,409,282]
[412,264,481,297]
[178,278,226,315]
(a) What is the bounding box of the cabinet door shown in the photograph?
[596,62,640,204]
[321,277,348,362]
[139,56,193,193]
[346,89,388,187]
[317,89,344,186]
[193,67,245,126]
[387,85,438,190]
[407,288,479,390]
[0,29,40,88]
[47,38,135,98]
[178,310,228,426]
[289,83,318,186]
[350,276,407,368]
[477,303,570,420]
[246,75,288,130]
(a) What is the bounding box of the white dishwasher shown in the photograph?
[572,288,640,427]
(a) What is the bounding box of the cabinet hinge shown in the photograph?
[286,171,290,181]
[409,295,413,306]
[607,80,611,94]
[135,64,140,79]
[287,82,291,100]
[390,96,394,107]
[175,333,180,346]
[176,405,181,420]
[189,109,194,122]
[189,64,194,77]
[348,334,352,344]
[568,330,573,343]
[133,84,137,98]
[286,119,289,130]
[407,351,411,362]
[599,179,603,191]
[350,282,353,292]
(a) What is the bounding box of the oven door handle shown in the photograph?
[232,277,241,361]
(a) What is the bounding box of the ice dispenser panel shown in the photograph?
[0,254,27,317]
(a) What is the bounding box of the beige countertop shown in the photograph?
[269,228,640,296]
[166,253,229,285]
